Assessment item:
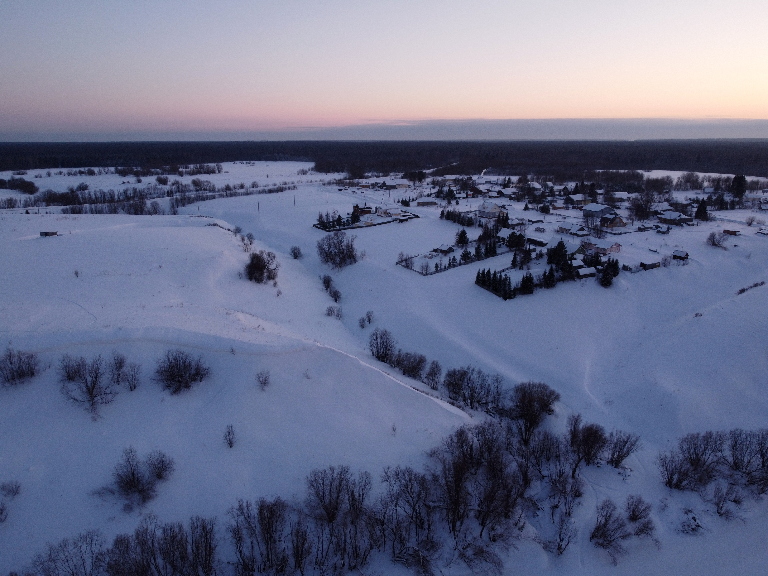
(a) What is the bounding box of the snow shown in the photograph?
[2,162,768,573]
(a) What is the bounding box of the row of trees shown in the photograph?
[0,176,38,194]
[316,211,360,231]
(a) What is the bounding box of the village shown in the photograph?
[319,172,768,292]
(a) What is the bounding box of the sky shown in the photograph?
[1,0,767,141]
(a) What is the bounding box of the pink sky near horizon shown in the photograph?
[1,0,767,139]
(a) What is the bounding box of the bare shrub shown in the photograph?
[113,447,156,505]
[393,350,427,380]
[154,349,210,394]
[606,430,641,468]
[546,510,576,555]
[0,502,6,523]
[365,310,374,324]
[124,362,141,391]
[325,305,342,319]
[113,447,174,506]
[358,316,367,329]
[290,245,303,259]
[317,230,358,269]
[659,431,724,490]
[145,450,175,481]
[329,287,341,302]
[0,347,38,385]
[590,499,630,563]
[109,352,126,387]
[256,370,270,391]
[60,355,118,416]
[0,481,20,499]
[568,414,607,477]
[245,250,279,283]
[322,274,333,291]
[224,424,235,448]
[706,231,727,248]
[625,495,655,537]
[711,482,741,519]
[746,215,757,226]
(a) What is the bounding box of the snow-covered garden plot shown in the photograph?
[1,162,768,575]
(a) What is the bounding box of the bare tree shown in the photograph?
[423,360,442,390]
[507,381,560,445]
[60,355,118,416]
[568,414,607,478]
[606,430,641,468]
[369,328,396,364]
[33,530,107,576]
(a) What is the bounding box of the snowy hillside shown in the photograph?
[1,162,767,574]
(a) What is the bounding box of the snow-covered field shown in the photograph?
[1,162,767,574]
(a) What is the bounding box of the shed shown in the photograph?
[40,231,58,237]
[672,250,689,260]
[577,267,596,278]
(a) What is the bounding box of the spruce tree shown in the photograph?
[694,199,709,221]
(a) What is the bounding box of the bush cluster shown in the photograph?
[154,349,210,394]
[317,231,358,269]
[112,447,174,507]
[245,250,279,283]
[659,428,768,494]
[0,347,38,386]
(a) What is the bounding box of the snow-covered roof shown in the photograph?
[583,203,611,212]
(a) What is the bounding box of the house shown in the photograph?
[658,211,693,226]
[352,204,373,216]
[640,261,661,271]
[583,239,621,255]
[435,244,454,255]
[527,235,549,248]
[566,194,588,207]
[547,237,584,258]
[651,202,674,215]
[577,267,597,278]
[600,214,627,229]
[477,200,506,219]
[582,203,615,219]
[557,222,590,237]
[672,250,689,260]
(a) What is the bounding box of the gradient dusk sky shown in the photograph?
[1,0,767,141]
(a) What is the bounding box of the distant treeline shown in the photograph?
[2,140,768,178]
